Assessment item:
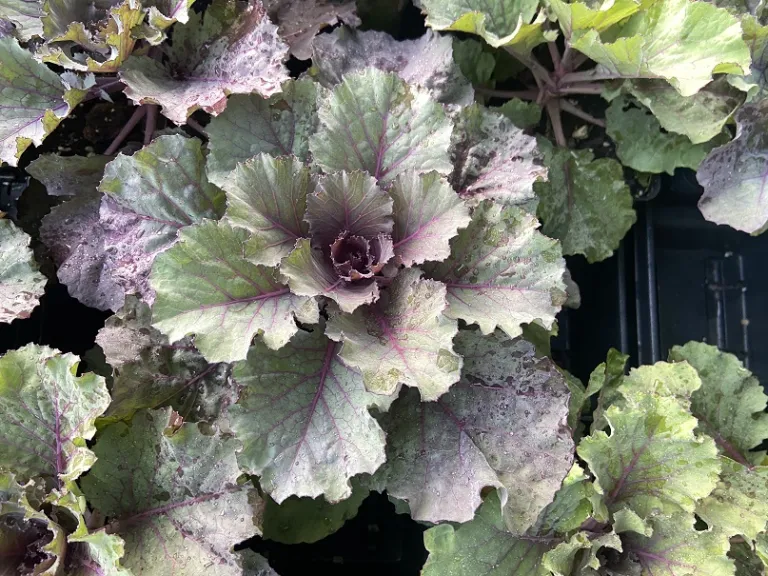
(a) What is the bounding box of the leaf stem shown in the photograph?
[560,45,574,72]
[548,41,562,75]
[185,117,209,140]
[474,87,540,101]
[504,46,556,89]
[105,106,146,155]
[560,68,620,84]
[559,100,606,128]
[557,82,605,95]
[144,104,158,146]
[546,100,567,147]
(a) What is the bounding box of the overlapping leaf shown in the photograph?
[96,296,235,425]
[150,220,319,363]
[389,170,471,267]
[449,104,546,208]
[730,16,768,102]
[205,78,321,187]
[0,37,84,165]
[81,409,260,576]
[0,0,43,39]
[0,219,46,324]
[326,268,462,401]
[27,154,112,196]
[229,327,388,503]
[606,97,722,175]
[534,140,636,263]
[308,68,453,182]
[697,100,768,234]
[0,345,110,487]
[568,0,751,97]
[121,0,288,123]
[311,27,473,106]
[264,0,359,60]
[377,330,574,531]
[424,201,566,339]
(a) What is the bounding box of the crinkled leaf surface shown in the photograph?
[606,97,721,175]
[0,0,43,39]
[150,220,319,363]
[622,78,745,144]
[99,135,225,305]
[279,237,381,313]
[261,476,368,544]
[0,345,109,487]
[27,153,112,196]
[578,365,721,520]
[66,530,131,576]
[264,0,358,60]
[0,37,81,166]
[229,327,387,503]
[534,140,636,263]
[547,0,650,38]
[697,101,768,234]
[325,268,462,401]
[449,104,545,208]
[81,409,259,576]
[0,219,45,324]
[417,0,545,50]
[144,0,195,30]
[569,0,751,97]
[96,296,235,425]
[424,201,566,339]
[390,170,470,267]
[617,513,734,576]
[40,191,123,311]
[697,459,768,541]
[669,341,768,465]
[205,78,320,187]
[311,28,473,106]
[730,16,768,102]
[378,330,574,530]
[586,347,629,432]
[41,0,144,73]
[309,68,453,182]
[222,154,312,267]
[121,2,288,123]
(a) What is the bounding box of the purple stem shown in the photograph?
[185,117,208,140]
[559,100,606,128]
[144,104,158,146]
[105,106,146,155]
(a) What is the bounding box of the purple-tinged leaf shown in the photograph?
[390,170,470,267]
[0,37,84,166]
[150,220,319,363]
[0,345,109,487]
[311,28,473,106]
[40,191,124,311]
[305,170,393,249]
[206,78,321,187]
[450,104,545,208]
[81,409,261,576]
[279,238,380,313]
[424,201,566,339]
[377,330,574,531]
[0,0,43,40]
[230,326,388,503]
[326,268,462,401]
[697,101,768,234]
[309,68,453,182]
[120,0,289,124]
[0,219,46,324]
[96,296,235,426]
[99,135,225,304]
[27,154,112,196]
[264,0,359,60]
[222,154,313,267]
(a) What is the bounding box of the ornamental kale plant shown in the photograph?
[0,0,767,575]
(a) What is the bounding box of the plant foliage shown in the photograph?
[0,0,767,574]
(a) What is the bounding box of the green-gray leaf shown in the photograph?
[81,409,260,576]
[424,201,566,339]
[150,221,319,363]
[0,219,45,324]
[0,344,109,486]
[0,0,43,40]
[229,327,387,503]
[534,140,636,263]
[309,68,453,182]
